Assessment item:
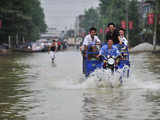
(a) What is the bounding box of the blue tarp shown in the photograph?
[85,59,101,76]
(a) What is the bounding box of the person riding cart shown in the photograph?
[97,39,120,71]
[98,39,120,59]
[80,27,101,74]
[105,23,119,45]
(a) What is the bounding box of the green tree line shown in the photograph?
[80,0,159,47]
[0,0,47,46]
[157,0,160,45]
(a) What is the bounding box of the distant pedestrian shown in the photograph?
[48,40,57,63]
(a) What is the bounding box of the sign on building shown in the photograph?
[121,20,126,29]
[148,13,154,25]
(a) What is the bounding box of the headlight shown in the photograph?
[108,58,115,65]
[123,65,129,71]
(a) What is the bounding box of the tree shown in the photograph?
[99,0,142,47]
[156,0,160,45]
[128,0,142,47]
[79,0,142,47]
[0,0,47,45]
[80,8,100,33]
[99,0,126,26]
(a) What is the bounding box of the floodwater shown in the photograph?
[0,50,160,120]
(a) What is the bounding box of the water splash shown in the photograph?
[54,69,126,89]
[52,67,160,91]
[83,69,122,88]
[122,72,160,91]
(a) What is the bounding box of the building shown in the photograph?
[140,0,157,43]
[40,27,61,40]
[142,0,155,19]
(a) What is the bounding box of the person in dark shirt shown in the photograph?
[48,40,57,63]
[105,23,120,45]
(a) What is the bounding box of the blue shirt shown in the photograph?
[99,45,120,57]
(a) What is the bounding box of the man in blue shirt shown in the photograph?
[98,39,120,58]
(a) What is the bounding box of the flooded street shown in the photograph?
[0,50,160,120]
[1,0,160,119]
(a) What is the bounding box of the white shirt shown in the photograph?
[83,34,101,46]
[120,36,128,46]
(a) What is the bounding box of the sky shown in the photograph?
[41,0,99,31]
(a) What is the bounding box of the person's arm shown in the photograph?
[97,45,105,58]
[114,47,121,65]
[123,37,128,46]
[118,36,122,44]
[54,43,58,52]
[80,36,88,56]
[115,47,120,58]
[95,36,101,45]
[48,45,51,53]
[81,36,88,51]
[83,35,88,45]
[83,45,88,51]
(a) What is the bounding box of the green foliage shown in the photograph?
[157,0,160,44]
[128,0,142,47]
[80,8,100,33]
[80,0,142,47]
[0,0,47,44]
[99,0,126,27]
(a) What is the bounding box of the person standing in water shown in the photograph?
[48,40,57,63]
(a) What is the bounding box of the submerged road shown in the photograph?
[0,49,160,120]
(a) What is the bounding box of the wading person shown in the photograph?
[48,40,57,63]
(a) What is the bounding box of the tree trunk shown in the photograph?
[153,0,158,51]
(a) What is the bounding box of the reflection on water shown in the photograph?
[0,53,32,120]
[0,51,160,120]
[146,53,160,75]
[82,89,160,120]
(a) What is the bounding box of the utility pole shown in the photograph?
[8,36,11,49]
[103,24,105,43]
[125,0,129,41]
[153,0,158,51]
